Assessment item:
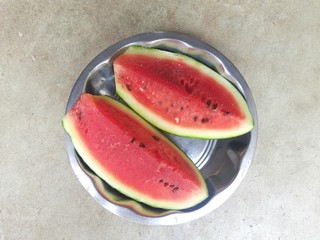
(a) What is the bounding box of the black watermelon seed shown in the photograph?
[139,143,146,148]
[201,118,209,123]
[164,182,169,187]
[180,106,184,111]
[76,111,82,120]
[193,115,198,122]
[152,136,160,141]
[225,111,230,115]
[212,103,218,110]
[172,187,179,192]
[169,184,175,188]
[126,84,132,91]
[159,179,164,183]
[206,100,211,107]
[130,138,135,144]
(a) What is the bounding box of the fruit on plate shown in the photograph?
[114,46,254,139]
[62,93,208,210]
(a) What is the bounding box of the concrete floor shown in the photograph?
[1,0,319,239]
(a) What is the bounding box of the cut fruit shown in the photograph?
[114,46,254,139]
[63,93,208,210]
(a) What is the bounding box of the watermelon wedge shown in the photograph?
[63,93,208,210]
[114,46,254,139]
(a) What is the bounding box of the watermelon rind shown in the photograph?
[83,161,176,217]
[114,46,254,139]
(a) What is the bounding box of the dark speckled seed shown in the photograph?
[201,118,209,123]
[225,111,230,115]
[130,138,135,144]
[76,111,82,120]
[212,103,218,110]
[193,115,198,122]
[152,136,160,141]
[126,84,132,91]
[172,187,179,192]
[206,100,211,107]
[159,179,164,183]
[164,182,169,187]
[139,143,146,148]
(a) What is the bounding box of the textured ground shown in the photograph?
[1,0,319,239]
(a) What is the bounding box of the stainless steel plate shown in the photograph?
[64,32,258,225]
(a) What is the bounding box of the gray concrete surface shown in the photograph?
[1,0,319,239]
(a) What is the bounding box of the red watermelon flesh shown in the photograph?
[114,46,254,139]
[63,93,208,210]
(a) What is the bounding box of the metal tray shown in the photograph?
[64,32,258,225]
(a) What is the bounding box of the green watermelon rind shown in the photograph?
[85,165,176,217]
[63,94,208,210]
[114,46,254,139]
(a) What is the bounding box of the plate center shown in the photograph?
[164,133,216,169]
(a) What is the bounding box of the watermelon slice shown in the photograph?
[114,46,254,139]
[63,93,208,210]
